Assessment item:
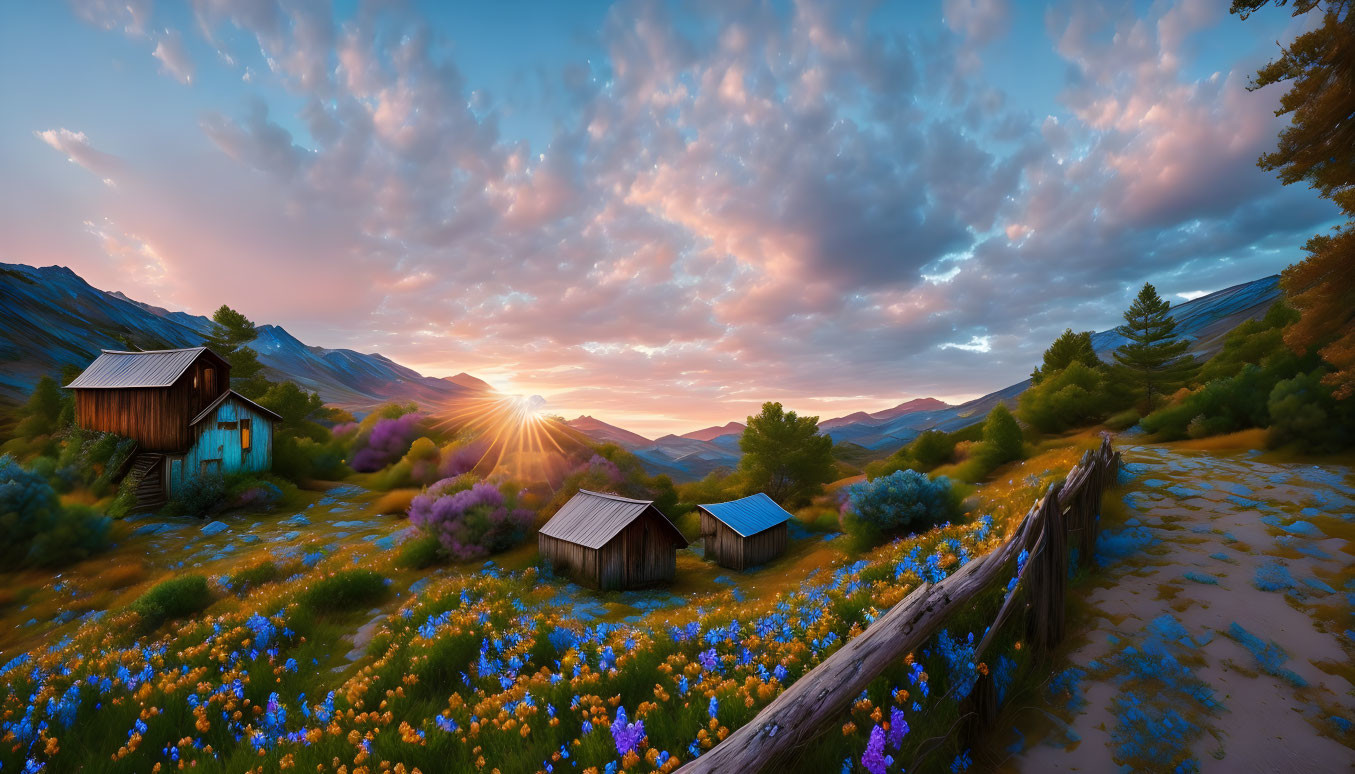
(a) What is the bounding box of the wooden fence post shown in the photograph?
[680,441,1119,773]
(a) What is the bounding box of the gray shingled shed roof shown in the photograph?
[539,489,687,549]
[697,492,793,537]
[65,348,218,389]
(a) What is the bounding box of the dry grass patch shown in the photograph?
[373,488,418,515]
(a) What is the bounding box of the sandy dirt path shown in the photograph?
[995,442,1355,773]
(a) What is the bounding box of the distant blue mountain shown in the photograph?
[0,263,490,411]
[564,275,1284,479]
[1,263,1282,479]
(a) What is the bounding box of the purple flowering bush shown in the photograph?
[350,413,425,472]
[407,478,533,561]
[439,438,488,479]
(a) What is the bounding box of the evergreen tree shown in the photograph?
[1234,0,1355,398]
[738,402,836,506]
[979,404,1023,466]
[206,305,269,397]
[1113,283,1196,406]
[1031,328,1101,383]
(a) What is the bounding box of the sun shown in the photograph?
[508,394,547,425]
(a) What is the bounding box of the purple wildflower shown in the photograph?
[610,706,645,756]
[862,725,894,774]
[887,707,909,749]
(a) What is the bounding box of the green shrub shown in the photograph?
[1104,409,1141,431]
[162,473,227,518]
[1019,361,1121,433]
[273,434,350,483]
[163,472,292,518]
[1266,369,1355,453]
[299,569,388,614]
[964,404,1024,480]
[908,430,956,469]
[1142,363,1287,441]
[396,535,442,570]
[0,454,111,568]
[671,510,702,543]
[43,428,137,496]
[842,469,963,549]
[794,507,841,533]
[230,561,282,592]
[106,468,141,519]
[132,574,212,630]
[1196,301,1299,384]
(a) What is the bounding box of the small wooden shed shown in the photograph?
[697,492,793,570]
[538,489,688,590]
[65,347,280,508]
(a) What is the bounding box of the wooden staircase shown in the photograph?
[128,452,166,511]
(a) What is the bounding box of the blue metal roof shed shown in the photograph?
[697,493,793,570]
[697,493,794,537]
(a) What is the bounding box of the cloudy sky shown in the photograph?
[0,0,1337,436]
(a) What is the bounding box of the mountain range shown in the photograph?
[0,263,491,411]
[566,275,1283,479]
[0,262,1282,482]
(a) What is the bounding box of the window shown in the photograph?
[217,421,238,431]
[204,367,216,394]
[240,419,252,451]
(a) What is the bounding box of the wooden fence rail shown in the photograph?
[681,435,1121,773]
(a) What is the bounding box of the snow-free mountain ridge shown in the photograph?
[0,263,490,411]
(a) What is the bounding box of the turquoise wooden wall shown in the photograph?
[164,395,274,497]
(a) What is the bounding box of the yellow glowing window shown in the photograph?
[241,419,252,451]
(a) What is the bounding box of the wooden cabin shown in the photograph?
[66,347,281,509]
[697,492,793,570]
[538,489,688,590]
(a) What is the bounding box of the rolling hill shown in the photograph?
[0,263,489,412]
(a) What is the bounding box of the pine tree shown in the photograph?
[1113,283,1196,406]
[1031,328,1100,383]
[206,305,269,397]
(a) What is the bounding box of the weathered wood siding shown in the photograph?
[700,512,787,570]
[538,534,599,586]
[164,395,274,498]
[540,510,681,590]
[74,357,228,452]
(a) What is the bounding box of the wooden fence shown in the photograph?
[681,435,1121,773]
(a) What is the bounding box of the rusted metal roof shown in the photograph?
[190,390,283,425]
[539,489,688,549]
[698,492,793,538]
[65,347,215,389]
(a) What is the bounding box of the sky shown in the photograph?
[0,0,1338,437]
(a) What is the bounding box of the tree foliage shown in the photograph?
[0,454,110,567]
[1234,0,1355,398]
[15,376,62,440]
[1019,361,1120,434]
[1267,368,1355,452]
[738,402,835,506]
[976,404,1023,468]
[206,304,267,396]
[1112,283,1196,406]
[1196,302,1301,384]
[1032,329,1100,384]
[843,469,962,548]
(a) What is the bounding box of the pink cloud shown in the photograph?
[15,0,1333,436]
